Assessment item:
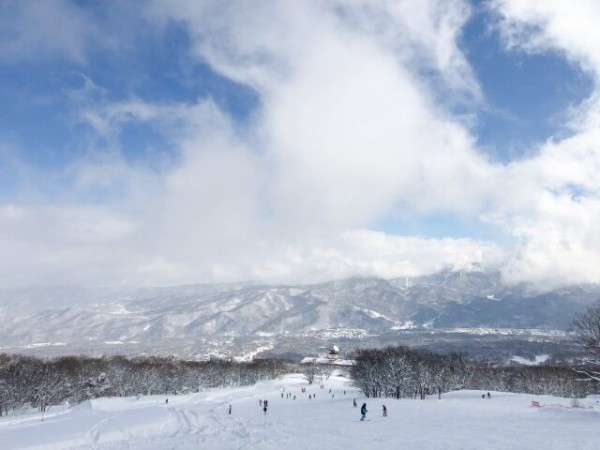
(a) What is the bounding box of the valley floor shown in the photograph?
[1,373,599,449]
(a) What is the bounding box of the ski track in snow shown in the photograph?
[1,374,600,449]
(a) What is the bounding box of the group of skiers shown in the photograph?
[353,397,387,420]
[359,402,387,421]
[241,389,389,422]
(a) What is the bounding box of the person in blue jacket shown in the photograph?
[360,403,368,421]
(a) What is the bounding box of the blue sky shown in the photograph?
[0,19,256,172]
[460,3,593,161]
[0,2,591,174]
[2,0,600,288]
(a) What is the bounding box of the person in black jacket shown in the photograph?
[360,403,368,421]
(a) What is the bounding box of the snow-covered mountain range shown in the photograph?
[1,270,598,357]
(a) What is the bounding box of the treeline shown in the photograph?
[0,353,289,416]
[350,345,472,399]
[471,364,599,398]
[350,345,599,399]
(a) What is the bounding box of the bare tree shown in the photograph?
[303,359,319,385]
[572,303,600,381]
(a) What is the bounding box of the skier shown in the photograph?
[263,405,268,416]
[360,403,368,421]
[229,404,232,415]
[382,405,387,417]
[353,398,357,408]
[487,392,492,399]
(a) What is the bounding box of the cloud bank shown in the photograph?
[1,0,600,290]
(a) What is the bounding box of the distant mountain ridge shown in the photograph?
[1,270,599,352]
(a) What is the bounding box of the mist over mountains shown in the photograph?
[1,269,598,358]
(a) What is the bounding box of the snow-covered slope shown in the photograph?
[1,373,599,449]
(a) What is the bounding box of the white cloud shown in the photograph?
[133,0,500,283]
[484,0,600,288]
[0,204,137,286]
[149,0,494,222]
[492,0,600,76]
[5,0,600,290]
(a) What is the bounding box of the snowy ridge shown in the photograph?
[300,328,372,339]
[232,344,274,362]
[511,354,551,366]
[446,328,569,337]
[0,271,595,354]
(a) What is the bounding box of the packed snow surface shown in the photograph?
[1,374,599,449]
[511,354,551,366]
